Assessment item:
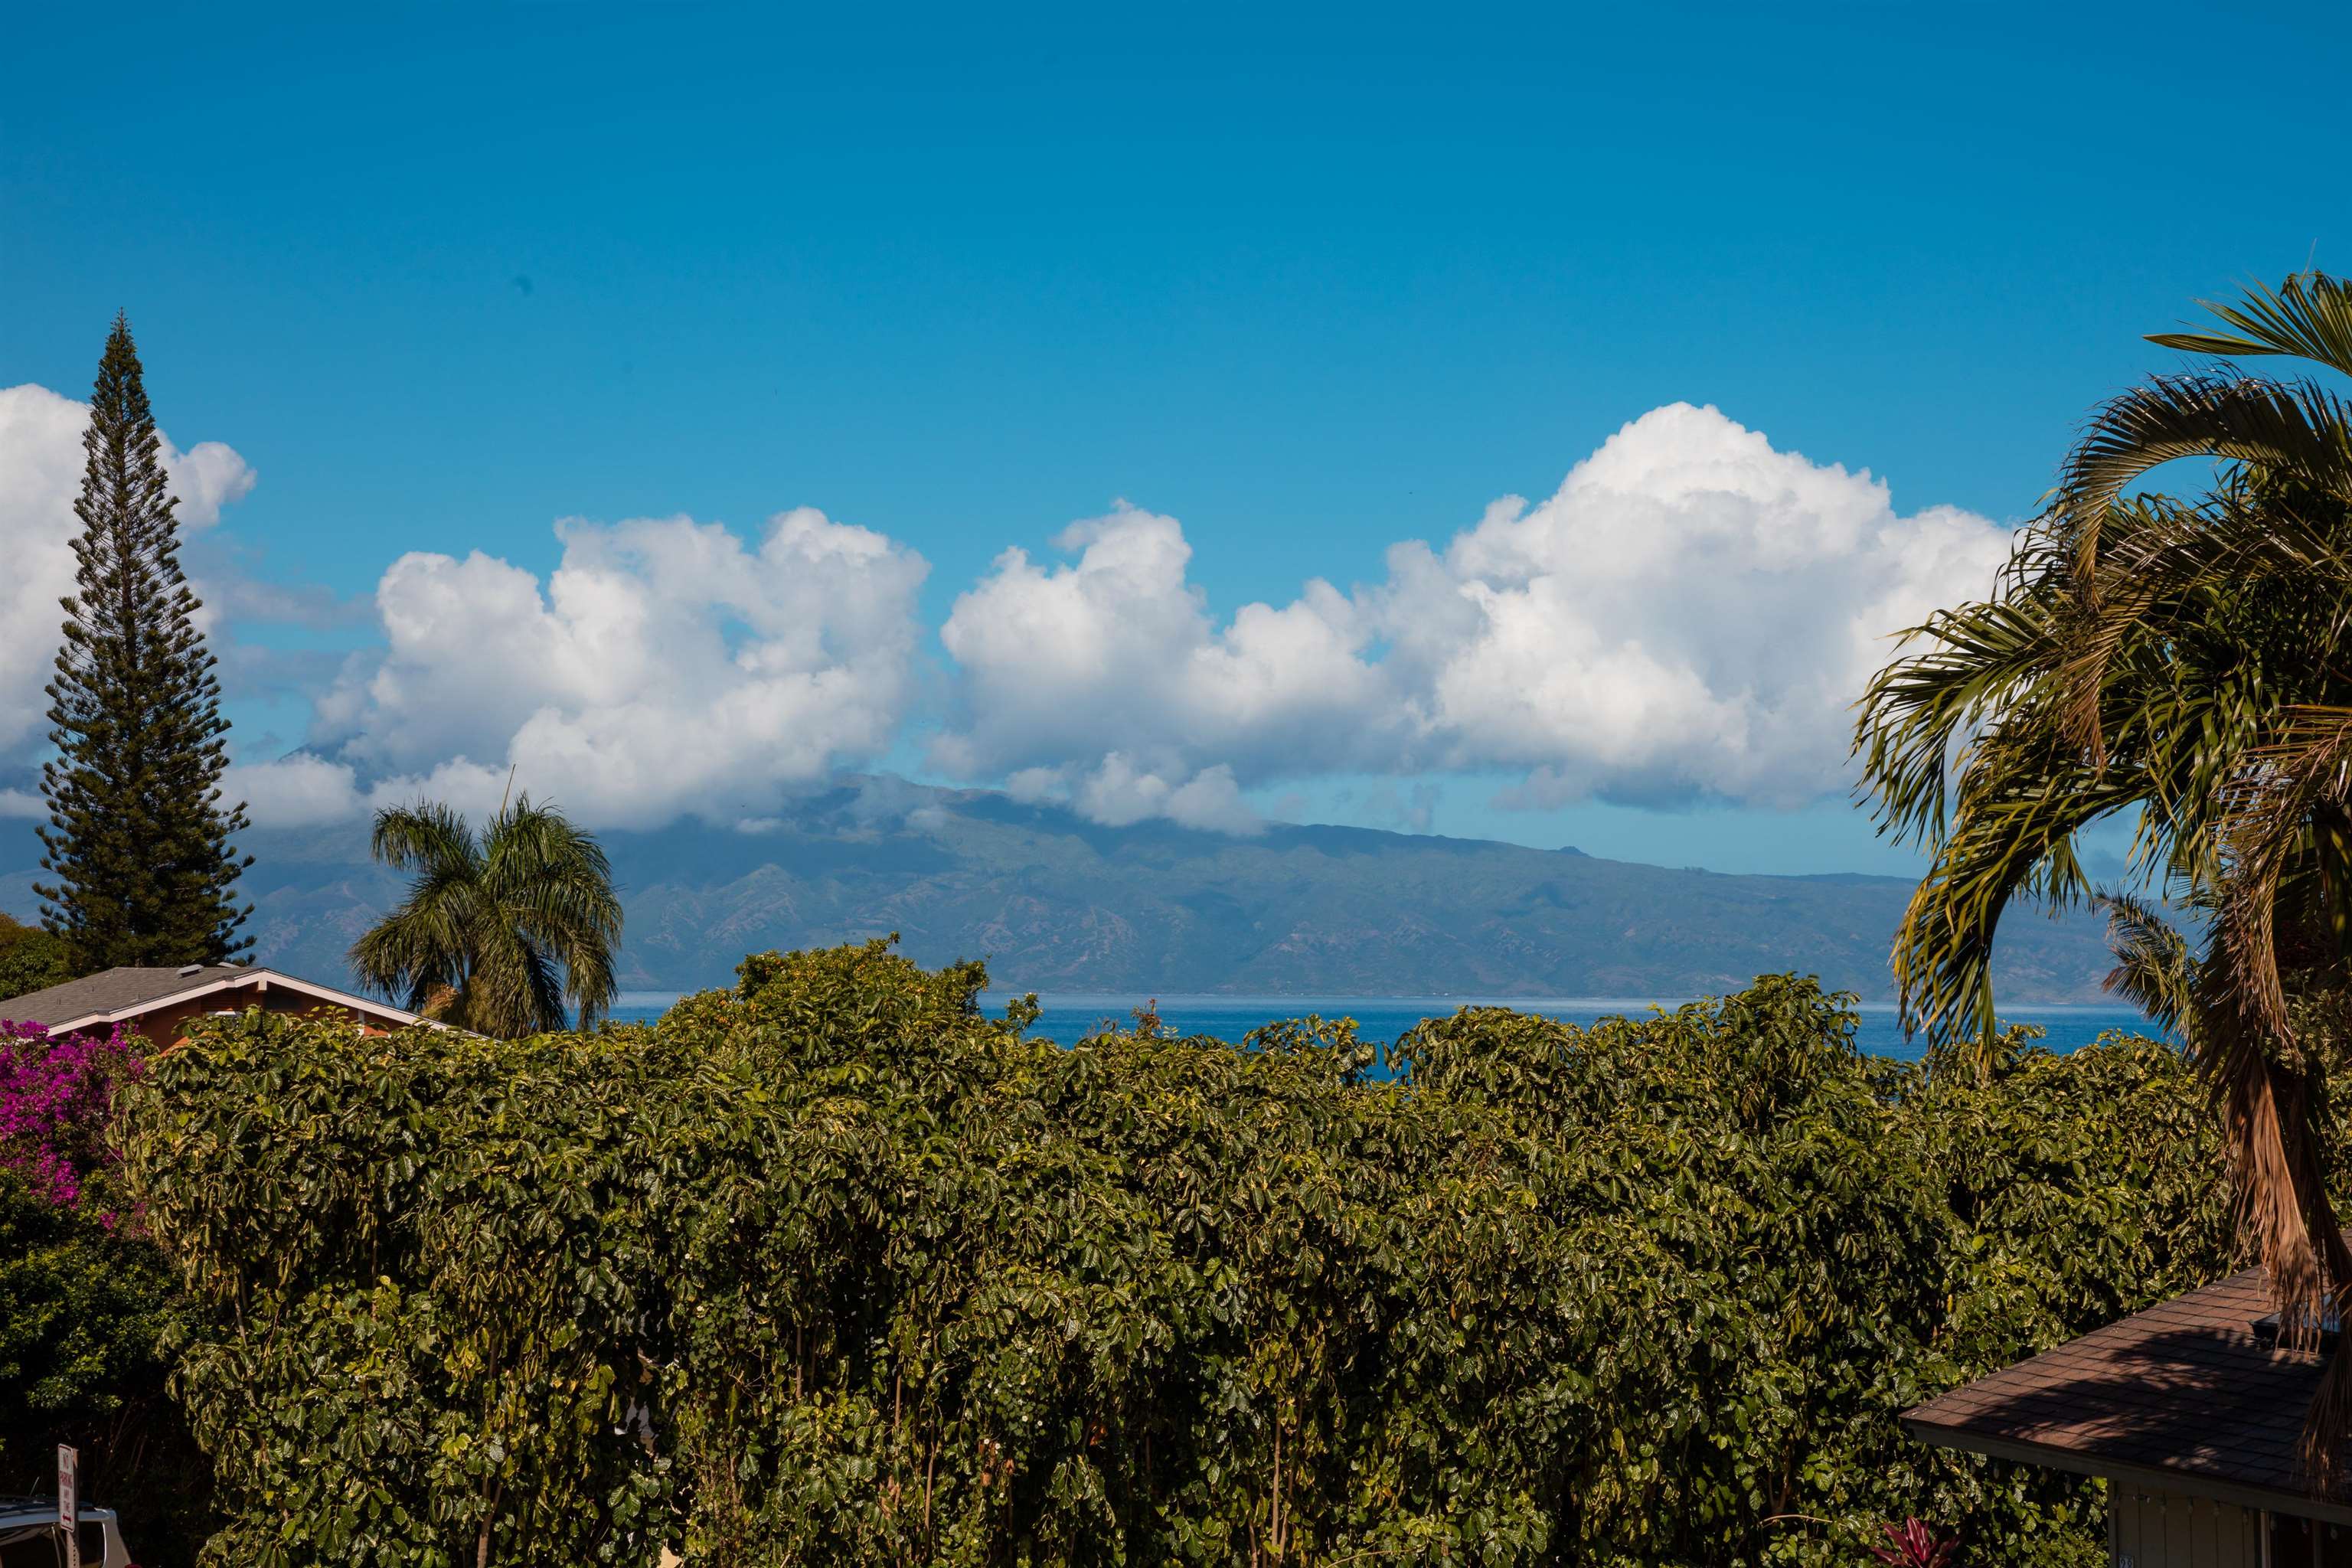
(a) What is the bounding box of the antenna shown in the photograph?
[498,762,518,815]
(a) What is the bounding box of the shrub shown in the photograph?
[118,944,2225,1566]
[0,1018,211,1563]
[0,1019,142,1208]
[0,913,77,1005]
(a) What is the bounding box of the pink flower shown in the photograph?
[1870,1518,1958,1568]
[0,1018,144,1210]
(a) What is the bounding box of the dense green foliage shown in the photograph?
[37,313,251,968]
[0,1173,211,1556]
[0,912,77,1001]
[117,942,2226,1566]
[351,795,622,1036]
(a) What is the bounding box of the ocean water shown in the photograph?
[608,991,2155,1062]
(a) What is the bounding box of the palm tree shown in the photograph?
[350,794,622,1038]
[1855,270,2352,1469]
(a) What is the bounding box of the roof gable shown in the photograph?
[0,965,422,1031]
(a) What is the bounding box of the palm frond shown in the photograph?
[2214,707,2352,1040]
[1854,533,2069,849]
[349,835,485,1012]
[2092,891,2194,1037]
[1888,743,2135,1046]
[465,916,567,1038]
[2051,374,2352,581]
[351,792,622,1038]
[482,795,622,1026]
[368,801,479,877]
[2148,272,2352,381]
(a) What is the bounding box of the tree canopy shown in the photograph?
[0,913,77,1003]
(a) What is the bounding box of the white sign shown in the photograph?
[57,1443,77,1568]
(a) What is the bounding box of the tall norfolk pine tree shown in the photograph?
[35,315,253,969]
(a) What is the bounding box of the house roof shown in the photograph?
[1905,1269,2348,1521]
[0,964,423,1033]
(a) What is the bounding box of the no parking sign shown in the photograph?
[57,1444,78,1568]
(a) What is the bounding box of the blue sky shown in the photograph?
[4,1,2345,874]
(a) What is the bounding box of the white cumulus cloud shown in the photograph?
[935,504,1388,802]
[220,753,375,829]
[0,383,257,758]
[934,403,2018,822]
[301,508,929,829]
[5,381,2019,841]
[1076,756,1262,834]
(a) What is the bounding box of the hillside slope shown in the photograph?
[0,779,2119,1001]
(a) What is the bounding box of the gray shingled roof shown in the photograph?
[1904,1269,2347,1519]
[0,964,426,1034]
[0,965,262,1024]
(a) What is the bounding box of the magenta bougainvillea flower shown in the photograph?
[0,1018,144,1210]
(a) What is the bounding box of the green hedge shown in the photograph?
[118,942,2227,1566]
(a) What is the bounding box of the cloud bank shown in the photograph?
[936,403,2014,822]
[246,509,929,828]
[3,387,2015,835]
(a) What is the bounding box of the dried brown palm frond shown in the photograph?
[2199,707,2352,1478]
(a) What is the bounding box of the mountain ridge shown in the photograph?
[0,776,2122,1004]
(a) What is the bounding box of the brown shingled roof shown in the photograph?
[1904,1269,2350,1522]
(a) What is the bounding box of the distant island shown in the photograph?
[0,775,2120,1003]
